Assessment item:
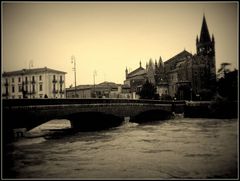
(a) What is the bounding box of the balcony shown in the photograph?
[25,90,36,95]
[4,82,9,86]
[59,79,64,84]
[31,80,36,84]
[59,90,64,94]
[2,92,9,97]
[53,90,58,94]
[52,79,57,83]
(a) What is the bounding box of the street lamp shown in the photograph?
[93,70,97,98]
[71,55,77,98]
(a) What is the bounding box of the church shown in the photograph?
[124,15,216,100]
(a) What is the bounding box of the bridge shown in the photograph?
[2,99,185,140]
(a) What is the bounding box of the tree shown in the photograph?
[198,89,214,101]
[139,80,156,99]
[217,69,238,101]
[217,62,231,78]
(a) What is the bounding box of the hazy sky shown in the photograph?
[2,2,238,87]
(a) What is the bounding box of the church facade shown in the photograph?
[124,15,216,100]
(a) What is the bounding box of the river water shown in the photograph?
[4,118,238,179]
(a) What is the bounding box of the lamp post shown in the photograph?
[93,70,97,98]
[71,56,77,98]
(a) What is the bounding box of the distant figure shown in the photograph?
[44,94,48,98]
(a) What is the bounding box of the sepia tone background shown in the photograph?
[2,2,238,87]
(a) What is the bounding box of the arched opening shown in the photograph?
[65,112,124,131]
[130,109,173,123]
[25,119,72,138]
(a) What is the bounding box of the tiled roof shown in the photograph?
[128,67,146,78]
[165,50,192,64]
[66,82,121,91]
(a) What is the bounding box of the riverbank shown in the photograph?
[184,101,238,119]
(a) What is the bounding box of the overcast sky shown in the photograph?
[2,2,238,87]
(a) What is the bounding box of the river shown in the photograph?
[3,118,238,179]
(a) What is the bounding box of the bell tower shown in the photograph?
[196,14,215,57]
[196,14,216,90]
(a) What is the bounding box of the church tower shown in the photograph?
[196,14,215,57]
[195,14,216,90]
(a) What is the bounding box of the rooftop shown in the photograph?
[2,67,67,77]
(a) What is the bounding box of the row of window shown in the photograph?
[9,84,43,93]
[10,94,64,99]
[5,75,64,83]
[8,84,63,93]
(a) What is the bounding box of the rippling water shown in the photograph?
[4,118,238,179]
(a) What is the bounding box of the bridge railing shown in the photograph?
[3,98,186,107]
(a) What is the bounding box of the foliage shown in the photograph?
[198,89,214,101]
[216,69,238,101]
[217,62,231,78]
[139,80,156,99]
[176,85,191,100]
[160,94,172,100]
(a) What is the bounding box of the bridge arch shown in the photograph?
[130,109,173,123]
[63,112,123,131]
[3,99,185,142]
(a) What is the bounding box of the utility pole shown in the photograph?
[71,56,77,98]
[93,70,97,98]
[29,60,33,99]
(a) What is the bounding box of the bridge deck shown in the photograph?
[3,98,186,106]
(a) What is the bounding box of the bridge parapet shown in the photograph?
[3,98,186,107]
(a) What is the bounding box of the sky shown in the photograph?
[2,2,238,88]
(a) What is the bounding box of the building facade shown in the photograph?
[66,81,132,99]
[124,15,216,100]
[2,67,66,99]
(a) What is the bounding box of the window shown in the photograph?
[60,84,62,92]
[39,75,42,81]
[25,77,28,83]
[12,78,14,83]
[53,75,56,80]
[12,86,15,93]
[18,77,21,82]
[18,85,22,92]
[32,76,35,81]
[39,84,43,91]
[32,85,35,92]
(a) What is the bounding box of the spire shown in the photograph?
[139,61,142,68]
[149,58,153,66]
[155,59,158,69]
[199,14,211,43]
[196,35,199,43]
[125,67,128,79]
[212,34,215,43]
[158,56,164,70]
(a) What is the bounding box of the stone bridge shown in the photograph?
[2,99,185,140]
